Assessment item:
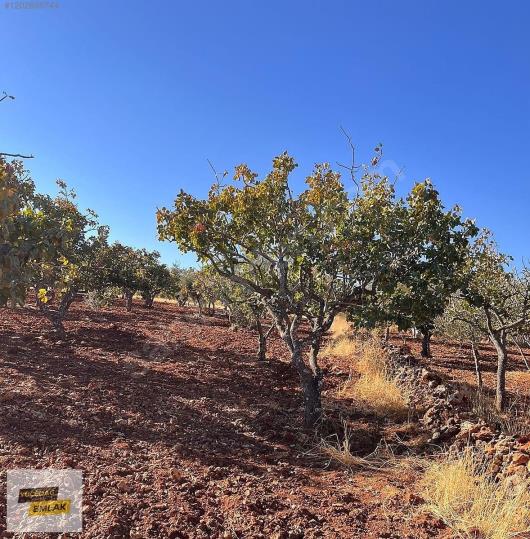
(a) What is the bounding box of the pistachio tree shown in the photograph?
[363,180,477,357]
[215,272,274,361]
[178,268,202,310]
[137,251,171,308]
[193,266,221,315]
[157,152,403,426]
[0,158,39,306]
[98,243,145,311]
[30,181,107,336]
[160,265,183,304]
[460,232,530,411]
[1,159,109,335]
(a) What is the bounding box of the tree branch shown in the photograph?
[0,152,34,159]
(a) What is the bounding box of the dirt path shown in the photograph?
[0,302,446,538]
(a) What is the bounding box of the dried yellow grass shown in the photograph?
[351,373,409,419]
[324,334,359,359]
[423,450,530,539]
[340,337,409,419]
[320,421,390,470]
[323,315,358,358]
[330,313,352,338]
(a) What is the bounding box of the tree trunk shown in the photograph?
[421,329,432,358]
[51,315,66,339]
[384,326,390,343]
[490,332,508,412]
[124,290,133,312]
[471,341,483,390]
[299,366,322,427]
[256,318,266,361]
[37,290,76,339]
[281,336,322,428]
[304,336,323,427]
[145,294,154,308]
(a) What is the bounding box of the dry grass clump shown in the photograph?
[423,450,530,539]
[340,337,410,420]
[320,422,390,470]
[324,335,359,359]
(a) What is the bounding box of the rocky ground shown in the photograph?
[0,301,527,538]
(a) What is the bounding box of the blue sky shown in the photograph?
[1,0,529,267]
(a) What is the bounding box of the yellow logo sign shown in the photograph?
[18,487,59,503]
[28,499,71,517]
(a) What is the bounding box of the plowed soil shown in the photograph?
[1,301,450,538]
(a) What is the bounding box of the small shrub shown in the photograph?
[423,450,530,539]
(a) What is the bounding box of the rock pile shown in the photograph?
[454,425,530,487]
[385,345,468,443]
[384,344,530,486]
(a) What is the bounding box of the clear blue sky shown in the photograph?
[2,0,529,267]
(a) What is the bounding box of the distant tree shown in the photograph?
[215,272,274,361]
[352,180,477,357]
[192,267,221,315]
[459,232,530,411]
[157,151,409,426]
[30,180,108,336]
[161,265,183,303]
[100,245,168,311]
[99,243,144,311]
[137,251,171,308]
[177,268,202,311]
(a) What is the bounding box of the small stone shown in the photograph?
[474,426,494,441]
[511,452,530,466]
[431,431,442,442]
[517,441,530,453]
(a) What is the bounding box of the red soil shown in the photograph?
[1,301,449,538]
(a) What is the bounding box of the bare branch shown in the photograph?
[0,91,15,103]
[337,125,360,192]
[0,152,34,159]
[510,336,530,371]
[206,158,227,187]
